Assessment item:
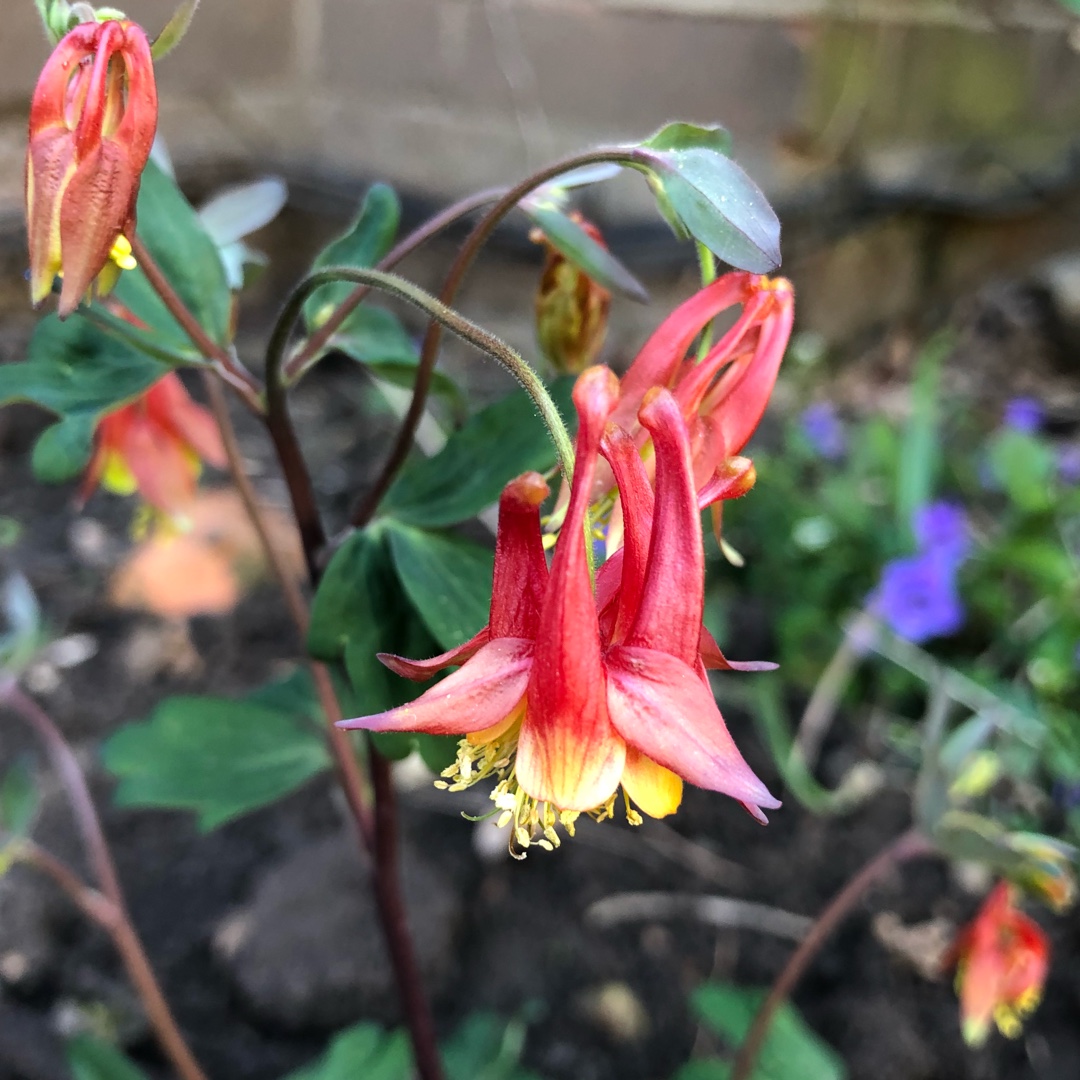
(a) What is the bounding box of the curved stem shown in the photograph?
[284,186,507,383]
[1,682,209,1080]
[352,147,638,529]
[267,267,576,518]
[730,829,934,1080]
[128,234,264,416]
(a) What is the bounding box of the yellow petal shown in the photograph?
[100,449,138,496]
[621,747,683,819]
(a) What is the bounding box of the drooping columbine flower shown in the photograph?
[340,367,778,851]
[81,373,226,531]
[532,215,610,375]
[26,17,158,317]
[948,882,1049,1046]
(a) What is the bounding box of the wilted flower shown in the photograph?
[874,552,964,643]
[340,367,778,852]
[1003,397,1044,435]
[532,215,610,374]
[26,18,158,317]
[82,373,226,530]
[799,402,846,460]
[912,501,970,568]
[948,882,1049,1046]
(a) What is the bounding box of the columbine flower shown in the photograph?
[799,402,846,460]
[912,501,970,568]
[26,18,158,317]
[874,552,964,643]
[81,373,226,531]
[1003,397,1044,435]
[340,367,778,851]
[532,215,610,375]
[948,882,1049,1046]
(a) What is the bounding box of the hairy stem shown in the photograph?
[730,829,934,1080]
[1,683,209,1080]
[284,186,507,383]
[351,147,639,528]
[266,267,576,521]
[128,235,264,415]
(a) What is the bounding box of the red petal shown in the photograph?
[149,374,227,469]
[525,367,619,808]
[121,412,198,513]
[489,472,550,639]
[599,423,654,644]
[378,627,490,680]
[607,644,779,818]
[339,637,533,734]
[699,626,778,672]
[625,388,703,667]
[614,273,753,431]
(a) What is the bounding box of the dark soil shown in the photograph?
[0,204,1078,1080]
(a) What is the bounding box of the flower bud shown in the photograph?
[26,18,158,317]
[533,216,610,375]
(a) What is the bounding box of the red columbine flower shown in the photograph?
[26,18,158,317]
[82,373,226,529]
[948,882,1049,1047]
[532,216,611,375]
[340,367,778,851]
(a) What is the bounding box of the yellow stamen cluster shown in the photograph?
[435,708,641,857]
[109,234,137,270]
[993,986,1042,1039]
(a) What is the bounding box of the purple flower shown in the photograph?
[799,402,846,460]
[873,552,965,643]
[912,501,971,568]
[1058,445,1080,486]
[1003,397,1044,435]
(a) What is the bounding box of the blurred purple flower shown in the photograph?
[873,552,965,643]
[912,501,971,568]
[1058,445,1080,486]
[800,402,846,460]
[1003,397,1044,435]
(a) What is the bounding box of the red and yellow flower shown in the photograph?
[948,881,1049,1046]
[340,367,779,851]
[82,373,226,531]
[26,17,158,317]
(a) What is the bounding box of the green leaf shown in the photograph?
[386,524,493,651]
[304,184,401,333]
[329,307,419,366]
[690,982,846,1080]
[636,123,780,273]
[101,686,330,831]
[443,1013,539,1080]
[383,379,574,528]
[151,0,201,60]
[896,331,950,530]
[66,1035,151,1080]
[523,202,648,303]
[0,758,38,837]
[0,314,166,479]
[307,525,443,721]
[112,158,233,347]
[285,1023,412,1080]
[987,430,1056,513]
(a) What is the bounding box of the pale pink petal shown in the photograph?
[339,637,532,735]
[607,644,779,817]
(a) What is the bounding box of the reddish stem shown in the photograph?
[1,683,209,1080]
[730,829,934,1080]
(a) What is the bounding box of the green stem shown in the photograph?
[350,146,645,529]
[268,267,576,490]
[695,240,718,361]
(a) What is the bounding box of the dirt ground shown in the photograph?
[0,197,1078,1080]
